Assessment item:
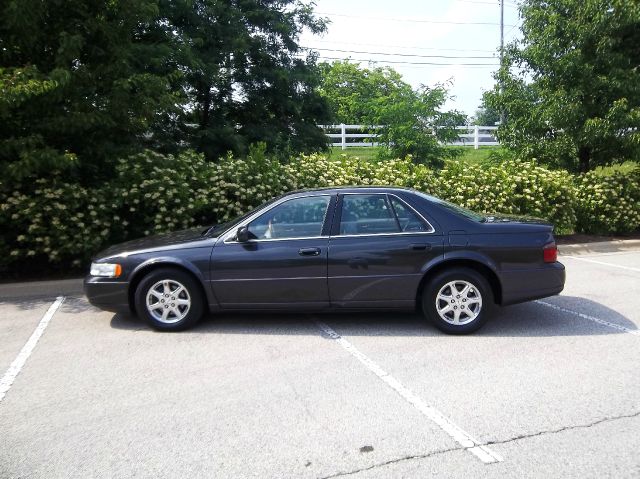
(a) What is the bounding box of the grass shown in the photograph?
[591,160,639,176]
[327,145,503,164]
[327,146,380,161]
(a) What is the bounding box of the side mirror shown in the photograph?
[236,226,250,243]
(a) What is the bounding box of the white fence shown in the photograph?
[319,124,499,149]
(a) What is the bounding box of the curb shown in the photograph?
[558,239,640,256]
[0,277,84,301]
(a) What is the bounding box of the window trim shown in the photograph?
[221,193,334,244]
[332,192,436,238]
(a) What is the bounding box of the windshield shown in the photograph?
[414,191,485,222]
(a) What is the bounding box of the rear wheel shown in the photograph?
[422,268,492,334]
[135,268,204,331]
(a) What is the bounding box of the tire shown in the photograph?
[134,268,204,332]
[421,267,492,334]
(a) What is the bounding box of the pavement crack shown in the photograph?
[317,446,462,479]
[484,410,640,447]
[317,411,640,478]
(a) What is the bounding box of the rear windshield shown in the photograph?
[414,191,485,222]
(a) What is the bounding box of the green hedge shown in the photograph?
[0,151,638,269]
[575,168,640,235]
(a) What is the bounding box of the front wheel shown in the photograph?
[422,268,492,334]
[134,268,204,331]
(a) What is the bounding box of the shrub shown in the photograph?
[436,160,577,233]
[436,160,517,214]
[575,166,640,234]
[209,144,295,221]
[1,149,637,272]
[110,150,212,239]
[501,160,577,234]
[0,178,115,267]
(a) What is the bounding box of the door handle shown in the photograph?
[409,243,431,251]
[298,247,321,256]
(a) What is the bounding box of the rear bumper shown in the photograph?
[500,262,565,306]
[84,277,131,313]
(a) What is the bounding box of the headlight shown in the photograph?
[90,263,122,278]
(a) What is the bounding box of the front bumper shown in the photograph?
[84,276,131,313]
[499,262,566,306]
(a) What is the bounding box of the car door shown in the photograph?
[210,194,334,309]
[328,193,444,308]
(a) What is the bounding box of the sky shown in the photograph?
[299,0,523,117]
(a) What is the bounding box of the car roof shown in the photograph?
[287,186,420,196]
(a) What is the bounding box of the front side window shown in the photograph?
[339,194,400,235]
[247,196,330,240]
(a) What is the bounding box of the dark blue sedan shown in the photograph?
[84,187,565,333]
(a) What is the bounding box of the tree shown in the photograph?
[160,0,331,160]
[319,61,466,167]
[0,0,180,183]
[0,0,331,187]
[485,0,640,172]
[473,104,501,126]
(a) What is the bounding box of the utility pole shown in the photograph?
[499,0,505,125]
[500,0,504,63]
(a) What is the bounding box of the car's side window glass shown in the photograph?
[339,194,401,235]
[247,196,330,240]
[389,196,431,232]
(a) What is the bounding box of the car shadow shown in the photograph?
[109,295,638,338]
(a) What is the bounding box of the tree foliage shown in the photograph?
[485,0,640,172]
[0,0,178,182]
[0,0,330,186]
[161,0,330,160]
[319,61,466,167]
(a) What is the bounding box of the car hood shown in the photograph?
[95,227,217,259]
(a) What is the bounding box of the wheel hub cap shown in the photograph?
[146,280,191,324]
[435,280,482,325]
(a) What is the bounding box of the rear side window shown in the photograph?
[389,196,431,232]
[339,194,400,235]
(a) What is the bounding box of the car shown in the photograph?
[84,187,565,334]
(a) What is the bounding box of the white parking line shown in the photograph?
[535,300,639,336]
[0,296,65,403]
[314,320,503,464]
[563,255,640,273]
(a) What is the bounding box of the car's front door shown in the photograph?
[210,194,334,309]
[328,193,444,308]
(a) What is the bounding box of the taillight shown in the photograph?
[543,242,558,263]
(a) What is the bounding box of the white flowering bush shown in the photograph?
[0,178,113,266]
[209,145,295,221]
[436,161,517,214]
[1,149,637,270]
[575,167,640,234]
[501,160,577,233]
[110,150,213,238]
[286,154,437,193]
[436,160,577,232]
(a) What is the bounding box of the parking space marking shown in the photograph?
[0,296,65,403]
[563,255,640,273]
[314,320,503,464]
[535,300,639,336]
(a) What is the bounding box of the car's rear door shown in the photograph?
[210,194,334,309]
[328,193,444,308]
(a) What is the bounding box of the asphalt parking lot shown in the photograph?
[1,247,639,478]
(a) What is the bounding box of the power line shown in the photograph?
[311,55,499,67]
[452,0,517,5]
[316,11,517,27]
[305,47,497,60]
[309,39,496,53]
